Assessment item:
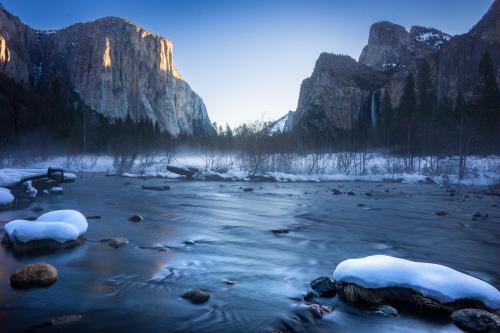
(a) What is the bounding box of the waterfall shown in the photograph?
[371,91,377,129]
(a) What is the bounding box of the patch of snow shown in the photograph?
[0,187,14,206]
[36,210,88,236]
[4,220,80,243]
[4,209,87,243]
[2,153,499,186]
[0,168,76,188]
[49,186,64,194]
[333,255,500,309]
[268,111,294,134]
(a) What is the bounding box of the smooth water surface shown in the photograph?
[0,174,499,332]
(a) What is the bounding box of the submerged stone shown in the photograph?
[182,288,210,304]
[451,309,500,332]
[310,276,336,297]
[128,215,143,222]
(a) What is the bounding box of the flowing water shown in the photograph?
[0,174,499,332]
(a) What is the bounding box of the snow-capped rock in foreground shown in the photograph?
[4,210,88,243]
[333,255,500,309]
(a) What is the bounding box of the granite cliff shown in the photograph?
[0,6,212,136]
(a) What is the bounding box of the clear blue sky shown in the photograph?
[1,0,493,126]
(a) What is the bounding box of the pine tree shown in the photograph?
[416,61,438,154]
[398,72,417,167]
[379,90,393,146]
[477,53,500,135]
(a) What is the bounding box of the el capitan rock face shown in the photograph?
[0,6,212,136]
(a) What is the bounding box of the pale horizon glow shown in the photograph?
[1,0,493,127]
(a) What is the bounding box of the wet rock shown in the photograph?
[303,291,316,302]
[347,191,355,196]
[139,244,169,252]
[223,279,236,286]
[28,314,83,331]
[451,309,500,332]
[166,166,199,178]
[421,177,437,185]
[331,189,342,195]
[243,187,254,192]
[128,215,143,222]
[373,305,399,317]
[310,276,336,297]
[2,234,85,256]
[182,288,210,304]
[10,264,57,288]
[31,206,44,213]
[249,175,277,182]
[435,210,449,216]
[183,240,196,246]
[46,314,83,326]
[271,229,290,234]
[106,237,129,248]
[86,215,102,220]
[308,304,335,319]
[472,212,488,221]
[142,185,170,191]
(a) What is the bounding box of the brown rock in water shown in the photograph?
[182,288,210,304]
[10,264,58,288]
[308,304,335,319]
[106,237,129,248]
[451,309,500,332]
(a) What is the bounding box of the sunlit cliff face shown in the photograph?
[159,38,182,80]
[0,35,10,63]
[103,37,111,68]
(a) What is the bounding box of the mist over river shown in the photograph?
[0,174,499,332]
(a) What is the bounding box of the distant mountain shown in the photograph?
[294,0,499,135]
[268,111,295,134]
[0,6,212,136]
[358,22,451,71]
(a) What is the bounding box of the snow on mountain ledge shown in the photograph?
[333,255,500,309]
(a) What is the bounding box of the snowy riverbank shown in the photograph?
[2,152,499,186]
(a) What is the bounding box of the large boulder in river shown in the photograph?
[2,210,87,255]
[10,263,58,288]
[333,255,500,314]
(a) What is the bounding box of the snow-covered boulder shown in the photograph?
[333,255,500,312]
[2,210,87,255]
[0,187,14,207]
